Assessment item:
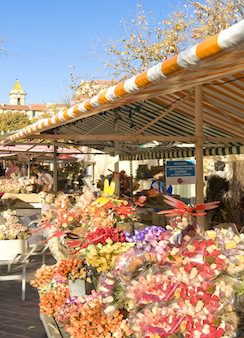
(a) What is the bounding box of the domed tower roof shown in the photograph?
[9,79,26,105]
[11,79,24,92]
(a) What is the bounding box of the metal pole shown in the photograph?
[129,159,133,200]
[53,146,58,194]
[27,155,31,179]
[92,163,95,184]
[195,85,205,228]
[162,158,166,194]
[114,117,120,195]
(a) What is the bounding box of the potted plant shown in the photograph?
[0,210,31,260]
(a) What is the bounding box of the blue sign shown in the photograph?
[166,160,195,184]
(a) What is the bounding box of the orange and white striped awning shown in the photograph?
[2,19,244,146]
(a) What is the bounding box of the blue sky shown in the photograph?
[0,0,181,104]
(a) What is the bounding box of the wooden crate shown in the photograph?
[40,313,69,338]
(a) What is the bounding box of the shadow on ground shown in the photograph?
[0,254,55,338]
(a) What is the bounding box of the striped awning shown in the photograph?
[1,20,244,160]
[119,146,243,161]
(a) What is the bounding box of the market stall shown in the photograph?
[0,20,244,337]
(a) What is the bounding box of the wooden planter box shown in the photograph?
[0,239,27,260]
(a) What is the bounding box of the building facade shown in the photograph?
[0,80,46,119]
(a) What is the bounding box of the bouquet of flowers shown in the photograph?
[39,192,55,205]
[56,208,82,230]
[115,247,158,284]
[39,281,70,316]
[56,291,131,338]
[67,226,126,250]
[0,176,34,193]
[54,258,92,283]
[0,210,31,240]
[206,228,244,274]
[81,240,134,272]
[31,264,56,290]
[80,203,116,230]
[130,302,228,338]
[98,271,126,315]
[125,225,166,250]
[56,296,80,326]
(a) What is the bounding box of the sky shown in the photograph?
[0,0,182,104]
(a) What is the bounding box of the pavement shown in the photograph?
[0,255,55,338]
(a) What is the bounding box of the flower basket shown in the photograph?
[0,239,27,261]
[68,279,86,297]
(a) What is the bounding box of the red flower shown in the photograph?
[81,227,126,248]
[134,196,147,207]
[158,195,220,217]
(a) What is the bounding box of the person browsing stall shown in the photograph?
[37,167,54,192]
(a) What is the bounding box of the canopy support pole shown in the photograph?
[53,146,58,194]
[27,155,31,179]
[195,85,205,228]
[129,159,133,201]
[114,118,120,195]
[92,163,95,184]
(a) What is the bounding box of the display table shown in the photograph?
[2,193,41,209]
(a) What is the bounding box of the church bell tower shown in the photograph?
[9,79,26,105]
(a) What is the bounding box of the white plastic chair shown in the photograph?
[0,248,33,301]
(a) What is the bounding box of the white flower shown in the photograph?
[103,296,114,303]
[189,267,198,279]
[105,278,114,285]
[202,324,210,334]
[99,286,109,293]
[104,305,116,314]
[193,331,201,338]
[206,244,217,253]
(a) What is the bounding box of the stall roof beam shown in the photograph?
[27,134,196,142]
[0,149,108,155]
[26,134,244,143]
[135,94,190,134]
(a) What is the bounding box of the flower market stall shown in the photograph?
[30,189,244,337]
[1,20,244,337]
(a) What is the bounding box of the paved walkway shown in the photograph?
[0,255,54,338]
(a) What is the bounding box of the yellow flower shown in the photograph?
[83,242,134,272]
[206,230,216,240]
[225,241,236,250]
[174,288,181,299]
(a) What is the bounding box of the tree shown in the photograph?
[0,111,29,133]
[72,80,116,103]
[106,1,244,79]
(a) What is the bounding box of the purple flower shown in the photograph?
[126,226,166,242]
[125,226,167,252]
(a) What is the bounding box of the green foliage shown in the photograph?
[0,111,30,133]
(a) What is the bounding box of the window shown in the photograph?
[17,97,21,105]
